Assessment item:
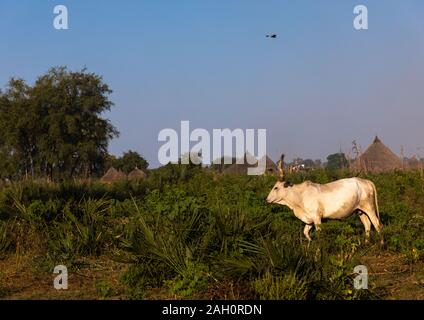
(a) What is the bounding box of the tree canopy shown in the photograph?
[0,67,119,180]
[107,150,149,174]
[326,153,348,171]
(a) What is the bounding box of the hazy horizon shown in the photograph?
[1,0,423,168]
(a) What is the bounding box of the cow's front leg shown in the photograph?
[303,224,313,241]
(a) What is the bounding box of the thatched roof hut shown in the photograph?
[100,167,126,184]
[263,155,278,174]
[128,167,147,181]
[222,162,249,174]
[223,153,277,175]
[354,136,403,173]
[210,156,237,173]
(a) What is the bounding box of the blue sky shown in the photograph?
[1,1,423,167]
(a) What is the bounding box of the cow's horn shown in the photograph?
[278,154,285,180]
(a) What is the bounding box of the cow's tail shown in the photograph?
[371,181,384,244]
[371,181,380,220]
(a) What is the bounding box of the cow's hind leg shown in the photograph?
[359,213,371,243]
[303,224,313,242]
[360,206,382,234]
[359,203,384,245]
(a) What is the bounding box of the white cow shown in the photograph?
[266,155,383,242]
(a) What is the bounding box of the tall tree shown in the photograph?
[326,153,348,171]
[0,78,38,178]
[112,150,149,174]
[0,67,119,180]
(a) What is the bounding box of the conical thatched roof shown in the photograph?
[100,167,126,184]
[210,156,237,172]
[128,167,147,181]
[355,136,403,172]
[223,162,250,174]
[223,153,277,175]
[263,155,278,174]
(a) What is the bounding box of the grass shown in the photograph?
[0,168,423,299]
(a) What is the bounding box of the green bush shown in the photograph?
[166,261,211,298]
[96,281,115,299]
[253,271,308,300]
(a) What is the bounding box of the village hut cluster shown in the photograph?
[221,153,278,175]
[98,136,422,183]
[352,136,421,173]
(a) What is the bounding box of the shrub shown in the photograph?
[96,281,115,299]
[253,271,309,300]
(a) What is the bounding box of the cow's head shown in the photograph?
[266,154,294,204]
